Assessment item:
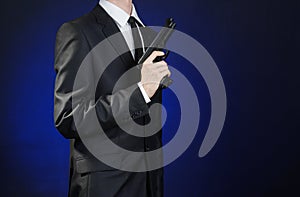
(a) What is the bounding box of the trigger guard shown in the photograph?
[153,50,169,62]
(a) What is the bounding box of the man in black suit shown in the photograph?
[54,0,170,196]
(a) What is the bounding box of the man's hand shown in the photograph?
[140,51,171,98]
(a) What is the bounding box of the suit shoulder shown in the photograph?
[56,6,97,35]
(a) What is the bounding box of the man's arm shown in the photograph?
[54,22,149,139]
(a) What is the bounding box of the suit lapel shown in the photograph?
[92,5,136,68]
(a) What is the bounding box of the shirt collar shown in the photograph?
[99,0,144,27]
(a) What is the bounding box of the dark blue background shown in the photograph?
[1,0,299,196]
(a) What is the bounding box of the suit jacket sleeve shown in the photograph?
[54,22,149,139]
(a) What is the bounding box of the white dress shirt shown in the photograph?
[99,0,151,103]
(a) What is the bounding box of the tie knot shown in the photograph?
[128,16,143,28]
[128,16,136,26]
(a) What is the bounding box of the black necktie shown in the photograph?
[128,16,143,63]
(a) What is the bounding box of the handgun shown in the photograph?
[138,18,176,89]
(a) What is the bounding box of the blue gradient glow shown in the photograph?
[1,0,299,196]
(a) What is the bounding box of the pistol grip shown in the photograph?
[160,75,173,89]
[154,50,172,88]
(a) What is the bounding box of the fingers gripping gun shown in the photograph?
[138,18,176,89]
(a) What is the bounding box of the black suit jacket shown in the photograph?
[54,4,163,197]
